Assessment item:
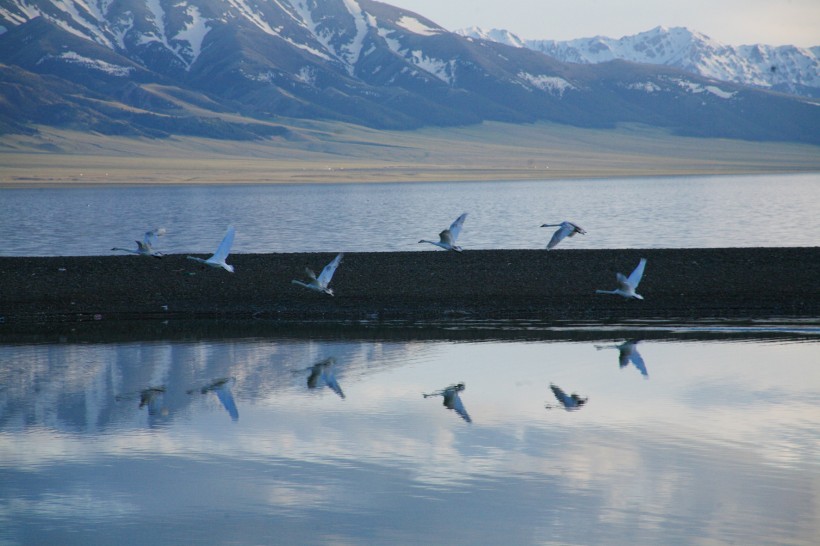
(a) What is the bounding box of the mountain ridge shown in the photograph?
[1,0,818,144]
[456,25,820,98]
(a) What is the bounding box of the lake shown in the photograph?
[1,173,819,544]
[1,323,818,545]
[1,173,819,256]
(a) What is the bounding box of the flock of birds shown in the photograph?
[112,214,648,299]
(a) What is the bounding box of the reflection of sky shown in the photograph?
[1,334,819,545]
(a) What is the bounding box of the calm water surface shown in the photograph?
[1,325,818,545]
[1,173,818,256]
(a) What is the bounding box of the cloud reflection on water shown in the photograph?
[1,329,819,545]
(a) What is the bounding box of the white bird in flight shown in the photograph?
[112,227,166,258]
[540,221,586,250]
[292,253,343,296]
[418,212,468,252]
[595,258,647,299]
[186,226,235,273]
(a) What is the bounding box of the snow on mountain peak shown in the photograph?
[395,15,441,36]
[455,26,525,48]
[467,25,818,97]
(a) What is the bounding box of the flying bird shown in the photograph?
[548,383,588,411]
[597,340,649,378]
[424,382,471,423]
[540,221,586,250]
[292,253,343,296]
[418,212,468,252]
[595,258,647,299]
[112,227,166,258]
[186,226,235,273]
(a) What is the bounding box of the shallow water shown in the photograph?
[1,324,818,545]
[1,173,819,256]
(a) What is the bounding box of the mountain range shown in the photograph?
[1,0,818,144]
[456,26,820,99]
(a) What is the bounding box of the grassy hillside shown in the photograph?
[1,120,819,185]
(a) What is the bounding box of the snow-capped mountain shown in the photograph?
[456,26,820,98]
[0,0,818,144]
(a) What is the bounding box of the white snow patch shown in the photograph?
[50,0,113,47]
[242,69,275,83]
[172,5,211,69]
[0,5,36,24]
[38,51,134,76]
[409,50,454,84]
[395,16,440,36]
[295,66,317,85]
[377,26,402,54]
[110,12,134,50]
[672,78,736,99]
[142,0,187,64]
[704,85,736,99]
[518,72,574,96]
[626,81,661,93]
[339,0,369,72]
[225,0,277,36]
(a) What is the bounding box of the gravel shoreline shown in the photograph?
[1,248,819,329]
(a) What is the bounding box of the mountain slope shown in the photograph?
[0,0,818,144]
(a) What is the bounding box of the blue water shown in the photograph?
[2,174,819,544]
[1,325,818,545]
[1,173,818,256]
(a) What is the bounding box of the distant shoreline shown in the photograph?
[1,168,817,188]
[3,122,819,186]
[1,248,818,330]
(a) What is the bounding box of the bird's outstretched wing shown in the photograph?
[211,226,235,261]
[547,223,573,249]
[448,213,468,243]
[451,394,471,423]
[616,272,630,291]
[318,253,343,285]
[627,258,647,288]
[143,231,158,247]
[324,372,345,399]
[439,229,454,246]
[568,222,586,235]
[214,385,239,421]
[549,384,570,406]
[629,347,648,377]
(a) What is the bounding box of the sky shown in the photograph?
[385,0,819,47]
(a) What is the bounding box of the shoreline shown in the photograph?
[2,167,817,188]
[3,122,819,186]
[1,248,818,330]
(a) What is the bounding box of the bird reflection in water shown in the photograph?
[596,339,649,378]
[305,357,345,399]
[138,386,167,416]
[115,386,169,417]
[188,377,239,421]
[547,383,588,411]
[424,383,471,423]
